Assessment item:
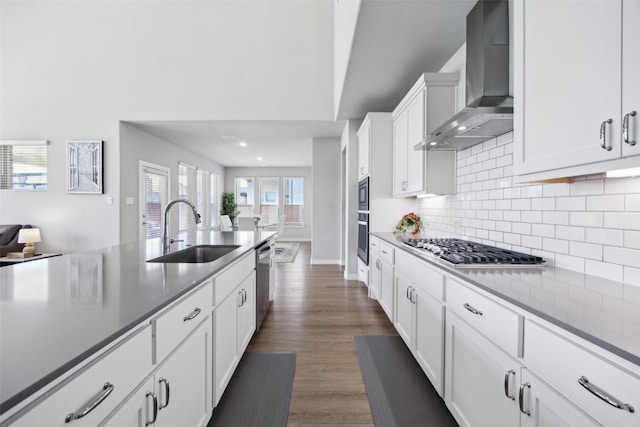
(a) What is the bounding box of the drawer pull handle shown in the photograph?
[504,369,516,400]
[145,391,158,426]
[600,118,613,151]
[381,250,388,254]
[519,382,531,416]
[183,307,201,321]
[578,376,635,413]
[463,303,483,316]
[623,111,637,146]
[65,382,114,423]
[158,377,171,410]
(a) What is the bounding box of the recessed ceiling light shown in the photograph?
[239,141,247,147]
[458,126,467,131]
[257,157,263,161]
[429,141,437,146]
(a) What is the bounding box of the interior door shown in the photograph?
[139,161,170,242]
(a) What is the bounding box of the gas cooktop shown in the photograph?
[403,238,545,268]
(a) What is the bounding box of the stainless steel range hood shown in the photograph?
[417,0,512,151]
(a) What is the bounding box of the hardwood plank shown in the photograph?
[248,243,395,425]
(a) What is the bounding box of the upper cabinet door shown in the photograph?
[406,90,426,194]
[514,0,622,178]
[358,123,370,180]
[622,0,640,158]
[393,110,409,195]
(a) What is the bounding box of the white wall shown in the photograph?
[342,120,361,278]
[119,122,225,244]
[334,0,362,117]
[312,138,342,264]
[0,1,333,253]
[224,167,312,241]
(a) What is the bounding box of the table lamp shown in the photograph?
[18,228,41,256]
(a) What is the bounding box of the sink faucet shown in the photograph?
[163,199,201,254]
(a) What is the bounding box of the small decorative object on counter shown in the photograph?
[394,212,423,236]
[253,216,261,226]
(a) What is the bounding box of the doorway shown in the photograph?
[138,161,170,242]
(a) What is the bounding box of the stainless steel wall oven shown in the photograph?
[357,212,369,265]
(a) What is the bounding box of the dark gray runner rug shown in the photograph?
[353,335,458,426]
[208,352,296,427]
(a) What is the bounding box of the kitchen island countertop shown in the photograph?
[373,232,640,367]
[0,230,275,415]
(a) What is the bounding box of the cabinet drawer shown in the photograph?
[395,250,444,301]
[11,326,152,427]
[357,258,368,286]
[213,252,255,306]
[524,320,639,427]
[369,237,380,258]
[446,278,522,357]
[379,242,394,264]
[153,281,213,363]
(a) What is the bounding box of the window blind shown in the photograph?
[0,141,48,190]
[178,163,197,231]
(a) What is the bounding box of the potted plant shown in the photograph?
[221,192,240,225]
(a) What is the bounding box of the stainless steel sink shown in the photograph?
[147,245,240,263]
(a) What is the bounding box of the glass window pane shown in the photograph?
[178,164,197,231]
[0,142,48,190]
[284,177,304,226]
[210,174,219,227]
[235,177,255,217]
[259,177,279,225]
[196,169,210,229]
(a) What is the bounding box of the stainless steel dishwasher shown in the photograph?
[255,241,272,330]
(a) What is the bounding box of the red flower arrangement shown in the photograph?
[395,212,423,236]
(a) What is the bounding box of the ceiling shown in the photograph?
[132,0,476,168]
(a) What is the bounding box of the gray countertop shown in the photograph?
[0,230,275,415]
[372,232,640,367]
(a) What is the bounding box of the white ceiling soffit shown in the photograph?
[129,120,346,168]
[336,0,476,120]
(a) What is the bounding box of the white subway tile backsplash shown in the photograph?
[587,195,625,211]
[556,196,586,211]
[416,138,640,280]
[604,212,640,230]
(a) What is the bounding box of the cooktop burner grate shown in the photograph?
[403,238,545,267]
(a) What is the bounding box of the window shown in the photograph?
[178,163,197,231]
[259,177,280,224]
[284,177,304,226]
[235,177,255,217]
[139,161,169,241]
[210,174,220,227]
[196,169,210,229]
[0,140,48,190]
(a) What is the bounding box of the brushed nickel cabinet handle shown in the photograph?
[578,376,635,413]
[519,382,531,416]
[600,118,613,151]
[65,382,114,423]
[463,303,483,316]
[158,377,170,410]
[145,391,158,426]
[504,370,516,400]
[183,307,201,321]
[623,111,637,146]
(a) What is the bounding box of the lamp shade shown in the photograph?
[18,228,41,243]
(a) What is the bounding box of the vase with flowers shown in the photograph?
[394,212,423,237]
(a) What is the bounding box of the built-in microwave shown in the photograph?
[358,177,369,211]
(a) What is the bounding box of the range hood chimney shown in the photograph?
[417,0,512,151]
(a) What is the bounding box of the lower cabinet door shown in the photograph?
[237,274,256,354]
[379,259,394,321]
[394,273,414,348]
[445,312,521,427]
[520,369,601,427]
[370,259,382,301]
[214,289,240,405]
[101,377,157,427]
[413,285,444,396]
[155,319,212,427]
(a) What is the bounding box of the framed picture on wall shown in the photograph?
[67,140,103,194]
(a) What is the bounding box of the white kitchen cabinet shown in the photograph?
[519,369,601,427]
[513,0,640,181]
[9,327,153,427]
[445,311,522,427]
[357,120,370,180]
[213,268,256,406]
[394,250,445,395]
[523,319,639,427]
[357,257,368,288]
[392,73,458,197]
[103,318,212,427]
[368,236,394,319]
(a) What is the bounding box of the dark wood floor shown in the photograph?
[248,242,396,426]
